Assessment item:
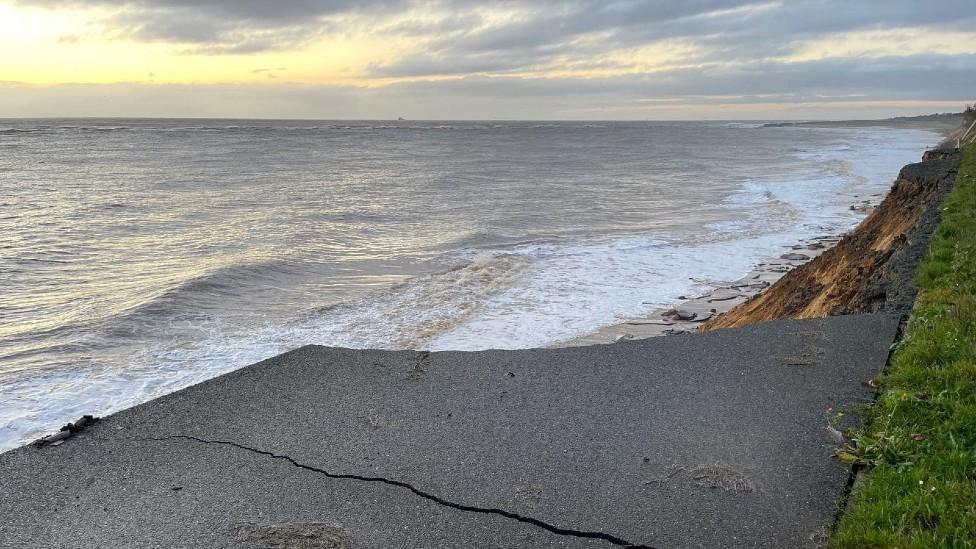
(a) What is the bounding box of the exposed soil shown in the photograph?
[700,154,960,331]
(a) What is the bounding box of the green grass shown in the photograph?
[831,144,976,548]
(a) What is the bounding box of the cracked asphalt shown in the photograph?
[0,314,900,548]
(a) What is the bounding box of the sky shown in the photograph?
[0,0,974,120]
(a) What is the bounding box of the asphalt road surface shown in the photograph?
[0,314,900,548]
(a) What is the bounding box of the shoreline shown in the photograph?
[563,123,950,347]
[559,232,843,346]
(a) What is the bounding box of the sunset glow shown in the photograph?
[0,0,973,118]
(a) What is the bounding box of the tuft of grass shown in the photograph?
[832,144,976,547]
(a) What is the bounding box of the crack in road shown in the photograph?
[153,435,656,549]
[407,350,430,380]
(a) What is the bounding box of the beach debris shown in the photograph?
[674,309,697,320]
[780,253,810,261]
[625,319,674,326]
[614,333,634,342]
[689,311,714,322]
[732,281,769,290]
[662,308,697,321]
[807,242,826,250]
[33,415,100,448]
[706,290,742,302]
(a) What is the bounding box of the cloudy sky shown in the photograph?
[1,0,974,119]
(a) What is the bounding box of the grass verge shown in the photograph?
[831,144,976,547]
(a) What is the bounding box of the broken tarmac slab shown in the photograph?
[0,314,900,548]
[31,415,100,448]
[780,253,811,261]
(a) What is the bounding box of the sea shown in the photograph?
[0,119,937,451]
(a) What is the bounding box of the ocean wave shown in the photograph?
[444,230,568,252]
[80,126,131,132]
[425,235,773,350]
[298,253,532,349]
[111,258,301,323]
[724,122,764,129]
[0,258,301,349]
[0,252,535,448]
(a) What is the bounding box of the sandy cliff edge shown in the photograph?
[699,152,959,331]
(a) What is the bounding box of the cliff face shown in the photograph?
[700,154,959,331]
[943,120,976,148]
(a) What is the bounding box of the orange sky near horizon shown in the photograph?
[0,1,973,119]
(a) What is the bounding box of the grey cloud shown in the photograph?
[370,1,763,75]
[12,0,976,115]
[21,0,403,52]
[367,55,526,78]
[373,53,976,110]
[20,0,404,22]
[371,0,976,77]
[3,53,972,119]
[22,0,976,62]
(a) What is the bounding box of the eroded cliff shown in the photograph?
[700,153,959,331]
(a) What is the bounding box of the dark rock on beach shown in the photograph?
[779,253,810,261]
[662,308,697,321]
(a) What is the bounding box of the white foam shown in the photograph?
[427,127,937,349]
[426,235,787,349]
